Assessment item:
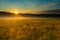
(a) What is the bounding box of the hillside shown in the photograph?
[0,9,60,18]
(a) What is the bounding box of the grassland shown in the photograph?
[0,19,60,40]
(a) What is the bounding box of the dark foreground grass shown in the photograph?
[0,19,60,40]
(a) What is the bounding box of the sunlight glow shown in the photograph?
[14,11,19,15]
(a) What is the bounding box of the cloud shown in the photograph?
[38,2,60,11]
[33,2,60,14]
[47,2,60,6]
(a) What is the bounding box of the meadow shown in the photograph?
[0,19,60,40]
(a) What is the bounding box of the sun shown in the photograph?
[10,10,19,15]
[14,11,19,15]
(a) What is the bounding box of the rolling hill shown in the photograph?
[0,9,60,18]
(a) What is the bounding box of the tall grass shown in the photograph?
[0,19,60,40]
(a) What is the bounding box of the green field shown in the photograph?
[0,19,60,40]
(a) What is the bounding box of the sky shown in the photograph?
[0,0,60,13]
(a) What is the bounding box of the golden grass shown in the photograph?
[0,19,60,40]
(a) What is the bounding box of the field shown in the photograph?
[0,19,60,40]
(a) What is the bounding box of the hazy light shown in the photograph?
[10,9,19,15]
[14,11,19,15]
